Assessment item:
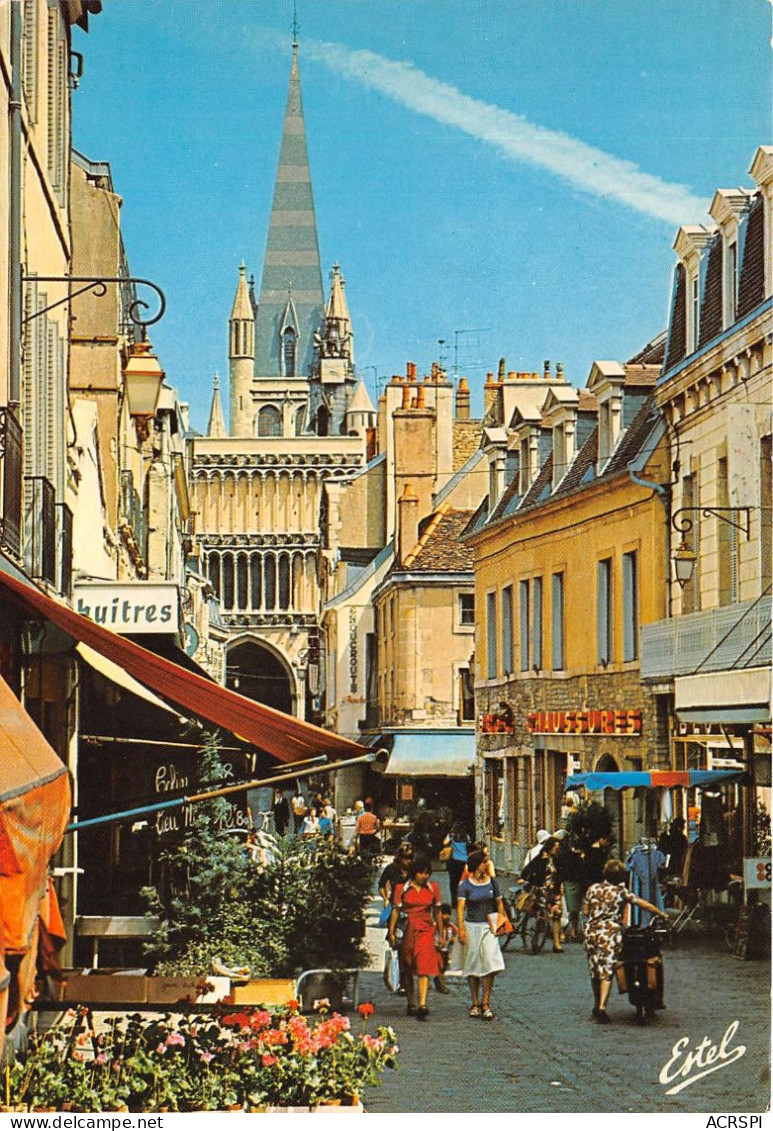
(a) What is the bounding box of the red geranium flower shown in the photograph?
[357,1002,375,1018]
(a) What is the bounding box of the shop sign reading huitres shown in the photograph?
[74,582,179,634]
[526,708,642,736]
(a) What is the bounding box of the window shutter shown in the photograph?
[623,551,638,662]
[486,592,497,679]
[502,585,513,675]
[551,573,564,670]
[532,577,543,669]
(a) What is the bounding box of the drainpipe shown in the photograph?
[9,0,22,408]
[627,462,672,615]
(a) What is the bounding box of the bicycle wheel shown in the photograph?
[522,914,548,954]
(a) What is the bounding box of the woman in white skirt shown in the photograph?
[456,848,509,1019]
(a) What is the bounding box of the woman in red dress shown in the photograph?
[388,856,443,1021]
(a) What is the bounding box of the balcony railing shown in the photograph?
[25,475,56,585]
[0,408,22,557]
[57,502,73,598]
[119,468,148,562]
[641,595,772,680]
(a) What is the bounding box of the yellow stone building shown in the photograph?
[464,344,670,870]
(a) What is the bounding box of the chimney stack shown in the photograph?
[544,360,551,379]
[484,371,499,416]
[407,361,417,382]
[455,376,471,421]
[556,362,564,380]
[498,358,506,382]
[397,482,420,565]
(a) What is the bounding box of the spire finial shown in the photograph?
[292,1,299,47]
[213,370,220,390]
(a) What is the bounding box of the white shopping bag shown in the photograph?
[383,944,401,993]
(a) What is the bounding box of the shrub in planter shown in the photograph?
[143,737,376,979]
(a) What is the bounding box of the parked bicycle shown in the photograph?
[499,884,549,954]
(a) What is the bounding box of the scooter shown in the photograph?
[616,921,668,1024]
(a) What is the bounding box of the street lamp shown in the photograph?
[123,337,165,441]
[672,538,697,588]
[671,506,751,588]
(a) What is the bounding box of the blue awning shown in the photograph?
[566,769,748,792]
[382,731,475,778]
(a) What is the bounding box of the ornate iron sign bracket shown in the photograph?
[22,275,166,328]
[672,507,752,540]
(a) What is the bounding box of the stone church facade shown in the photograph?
[191,43,375,720]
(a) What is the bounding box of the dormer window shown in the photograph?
[520,437,530,493]
[690,272,700,351]
[727,240,738,324]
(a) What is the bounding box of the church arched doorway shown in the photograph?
[226,639,295,715]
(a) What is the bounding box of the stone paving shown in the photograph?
[358,886,771,1114]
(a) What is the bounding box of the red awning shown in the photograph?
[0,672,71,954]
[0,570,364,763]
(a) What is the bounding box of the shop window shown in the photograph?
[486,591,497,679]
[487,759,505,839]
[502,585,513,675]
[622,550,639,661]
[551,572,565,670]
[597,558,613,665]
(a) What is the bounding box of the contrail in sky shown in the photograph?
[307,41,710,226]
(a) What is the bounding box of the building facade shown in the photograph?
[641,146,772,863]
[464,345,671,872]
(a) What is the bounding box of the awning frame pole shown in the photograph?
[65,751,378,834]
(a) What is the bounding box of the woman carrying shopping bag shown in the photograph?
[457,848,510,1020]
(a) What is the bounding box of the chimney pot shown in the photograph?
[498,358,506,381]
[508,371,516,380]
[543,360,551,378]
[416,385,426,409]
[556,362,564,380]
[401,385,411,409]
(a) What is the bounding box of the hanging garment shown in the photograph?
[626,843,666,925]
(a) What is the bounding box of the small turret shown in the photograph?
[229,263,255,437]
[207,372,227,438]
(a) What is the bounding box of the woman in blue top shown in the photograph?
[456,849,509,1019]
[441,823,470,904]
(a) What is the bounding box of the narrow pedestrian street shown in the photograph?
[358,886,770,1114]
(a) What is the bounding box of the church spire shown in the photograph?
[254,42,325,379]
[207,372,227,438]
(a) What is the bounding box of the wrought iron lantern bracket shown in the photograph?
[22,275,166,328]
[672,506,751,540]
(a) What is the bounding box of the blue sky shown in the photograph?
[72,0,771,431]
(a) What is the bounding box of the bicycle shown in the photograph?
[499,885,549,953]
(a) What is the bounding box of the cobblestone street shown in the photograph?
[359,891,771,1114]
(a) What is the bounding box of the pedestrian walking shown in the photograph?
[523,828,550,866]
[520,835,564,952]
[556,832,586,942]
[439,822,470,903]
[583,833,612,886]
[434,903,457,994]
[583,858,669,1023]
[388,856,443,1021]
[272,789,290,836]
[291,791,307,834]
[378,842,413,924]
[456,848,508,1020]
[354,800,381,858]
